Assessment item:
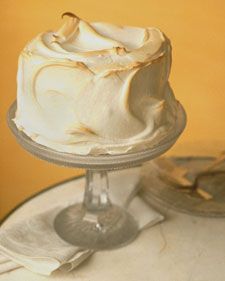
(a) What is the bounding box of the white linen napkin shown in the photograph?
[0,167,164,276]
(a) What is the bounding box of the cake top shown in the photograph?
[24,12,168,77]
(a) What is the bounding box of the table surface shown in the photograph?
[1,168,225,281]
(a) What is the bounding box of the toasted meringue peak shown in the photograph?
[14,13,179,155]
[61,12,80,19]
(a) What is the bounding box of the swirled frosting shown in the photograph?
[14,13,178,155]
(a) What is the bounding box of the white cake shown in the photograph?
[14,12,179,155]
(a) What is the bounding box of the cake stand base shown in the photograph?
[54,203,138,249]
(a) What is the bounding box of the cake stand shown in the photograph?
[7,101,186,250]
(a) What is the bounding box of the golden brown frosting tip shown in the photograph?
[61,12,80,19]
[114,47,128,55]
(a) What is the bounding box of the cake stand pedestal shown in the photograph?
[7,101,186,250]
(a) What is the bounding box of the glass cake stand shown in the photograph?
[7,101,186,250]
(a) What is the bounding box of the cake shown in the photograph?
[14,12,179,155]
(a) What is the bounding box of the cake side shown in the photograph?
[14,13,178,155]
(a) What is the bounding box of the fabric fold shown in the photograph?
[0,167,163,276]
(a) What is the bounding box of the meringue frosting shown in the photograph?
[14,13,179,155]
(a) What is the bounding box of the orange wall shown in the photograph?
[1,0,225,218]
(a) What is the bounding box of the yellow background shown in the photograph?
[0,0,225,219]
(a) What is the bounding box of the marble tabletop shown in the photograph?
[1,168,225,281]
